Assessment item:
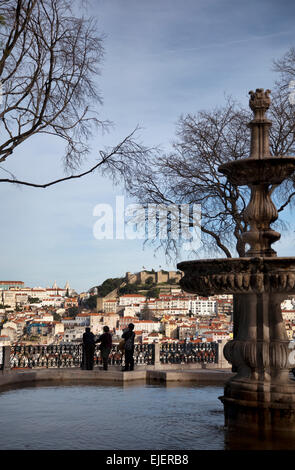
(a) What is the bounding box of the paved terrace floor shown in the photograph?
[0,366,234,389]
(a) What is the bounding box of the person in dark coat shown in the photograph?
[122,323,135,371]
[96,325,112,371]
[82,327,96,370]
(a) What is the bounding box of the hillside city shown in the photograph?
[1,269,295,348]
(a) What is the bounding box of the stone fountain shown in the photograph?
[177,88,295,437]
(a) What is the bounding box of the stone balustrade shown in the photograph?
[0,341,224,370]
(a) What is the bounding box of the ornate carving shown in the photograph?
[219,158,295,186]
[224,339,290,377]
[178,257,295,295]
[269,341,290,369]
[249,88,271,115]
[242,183,280,257]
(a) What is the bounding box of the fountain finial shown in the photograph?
[249,88,271,118]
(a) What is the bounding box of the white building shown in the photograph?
[41,296,64,307]
[63,327,85,343]
[122,306,140,317]
[282,299,295,310]
[147,295,217,316]
[0,326,17,343]
[282,310,295,321]
[37,313,54,322]
[62,317,77,328]
[53,322,64,336]
[119,294,146,307]
[89,313,104,334]
[2,321,17,332]
[102,299,119,313]
[191,298,217,316]
[202,330,231,342]
[96,313,120,333]
[134,320,162,334]
[1,291,16,308]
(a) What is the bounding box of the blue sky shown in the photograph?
[1,0,295,292]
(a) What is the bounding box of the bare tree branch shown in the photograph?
[0,0,107,168]
[0,128,150,187]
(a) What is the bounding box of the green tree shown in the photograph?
[28,297,40,304]
[84,295,98,311]
[145,276,154,286]
[118,284,138,295]
[67,306,78,318]
[146,288,160,299]
[96,278,123,297]
[53,312,61,322]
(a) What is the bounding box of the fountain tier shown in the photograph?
[178,257,295,296]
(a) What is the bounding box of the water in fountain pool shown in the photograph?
[0,382,225,450]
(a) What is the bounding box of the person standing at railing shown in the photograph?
[82,327,96,370]
[122,323,135,372]
[96,326,112,371]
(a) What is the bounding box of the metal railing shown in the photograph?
[6,341,219,369]
[9,343,155,369]
[160,342,218,364]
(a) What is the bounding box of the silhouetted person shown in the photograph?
[96,325,112,371]
[122,323,135,371]
[82,327,95,370]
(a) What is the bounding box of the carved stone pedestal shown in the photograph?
[219,293,295,433]
[220,293,295,433]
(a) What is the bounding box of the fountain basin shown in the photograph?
[177,257,295,295]
[219,157,295,185]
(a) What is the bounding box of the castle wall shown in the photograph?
[125,270,182,287]
[156,271,169,283]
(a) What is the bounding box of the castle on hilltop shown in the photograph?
[125,269,182,285]
[96,269,183,312]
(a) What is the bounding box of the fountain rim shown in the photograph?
[177,257,295,295]
[178,256,295,269]
[218,156,295,185]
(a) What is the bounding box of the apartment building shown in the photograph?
[119,294,146,306]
